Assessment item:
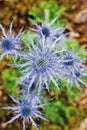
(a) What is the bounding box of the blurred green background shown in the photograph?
[0,0,87,130]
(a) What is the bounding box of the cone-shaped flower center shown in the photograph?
[21,105,31,117]
[2,39,12,50]
[63,56,73,66]
[39,26,50,38]
[36,57,48,72]
[75,71,80,77]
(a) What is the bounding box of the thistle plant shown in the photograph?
[30,16,58,39]
[3,94,47,130]
[30,14,66,43]
[0,22,23,61]
[59,49,87,88]
[13,37,64,93]
[0,14,87,130]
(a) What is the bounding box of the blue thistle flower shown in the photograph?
[67,67,87,89]
[0,22,23,60]
[3,95,47,130]
[30,16,68,53]
[60,49,83,69]
[59,49,87,88]
[30,16,65,41]
[12,38,62,92]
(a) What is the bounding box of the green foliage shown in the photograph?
[21,30,33,45]
[65,39,80,49]
[44,79,82,126]
[21,30,39,47]
[45,99,77,126]
[49,77,82,101]
[28,1,67,26]
[2,69,18,96]
[44,94,81,128]
[65,39,87,61]
[65,85,82,102]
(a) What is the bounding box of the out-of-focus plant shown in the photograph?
[43,79,82,128]
[44,97,86,130]
[2,69,18,96]
[45,100,77,126]
[28,1,67,27]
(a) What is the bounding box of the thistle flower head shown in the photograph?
[60,49,83,69]
[13,38,62,92]
[20,49,59,92]
[30,17,57,38]
[0,22,23,60]
[30,16,66,42]
[38,25,50,38]
[3,95,47,130]
[68,67,87,89]
[59,49,87,88]
[62,53,74,66]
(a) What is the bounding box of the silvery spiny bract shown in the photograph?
[0,15,87,130]
[67,68,87,89]
[0,22,23,60]
[19,79,43,103]
[3,95,47,130]
[20,79,37,94]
